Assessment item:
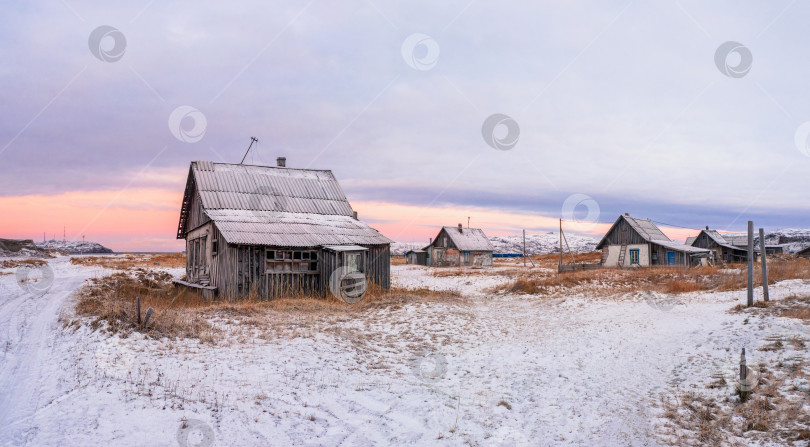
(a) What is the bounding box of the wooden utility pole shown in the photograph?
[747,221,754,307]
[559,219,563,266]
[759,228,769,302]
[240,136,259,164]
[523,229,527,267]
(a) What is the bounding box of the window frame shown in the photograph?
[629,248,640,265]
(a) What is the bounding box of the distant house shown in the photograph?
[424,224,494,267]
[595,214,709,267]
[797,245,810,258]
[688,227,786,262]
[176,159,392,299]
[688,228,752,264]
[404,249,427,266]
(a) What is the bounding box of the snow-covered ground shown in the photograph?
[35,240,113,254]
[0,258,808,446]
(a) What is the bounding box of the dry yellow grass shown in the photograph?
[0,258,48,269]
[72,269,463,342]
[70,253,186,270]
[390,255,408,266]
[660,362,810,446]
[492,255,810,296]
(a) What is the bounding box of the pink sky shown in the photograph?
[0,188,702,252]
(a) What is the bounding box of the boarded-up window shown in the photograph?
[267,249,318,273]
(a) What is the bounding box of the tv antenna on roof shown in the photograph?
[240,136,259,164]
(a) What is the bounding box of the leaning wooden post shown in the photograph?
[747,221,754,307]
[558,219,563,267]
[523,229,527,267]
[759,228,769,302]
[739,347,749,401]
[136,296,141,325]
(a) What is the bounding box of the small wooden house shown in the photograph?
[404,249,427,265]
[176,160,392,299]
[796,245,810,258]
[689,228,752,263]
[424,224,494,267]
[596,214,709,267]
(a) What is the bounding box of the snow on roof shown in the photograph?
[702,230,748,250]
[623,216,671,242]
[323,245,369,252]
[652,239,711,254]
[192,161,355,216]
[184,161,391,246]
[596,215,671,248]
[439,226,495,251]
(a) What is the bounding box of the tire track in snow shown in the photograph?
[0,258,90,446]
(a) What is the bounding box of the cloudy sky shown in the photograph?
[1,1,809,251]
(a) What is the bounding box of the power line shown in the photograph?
[649,220,703,231]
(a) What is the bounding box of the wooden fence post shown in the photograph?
[740,347,750,402]
[759,228,769,302]
[136,296,141,325]
[747,221,754,307]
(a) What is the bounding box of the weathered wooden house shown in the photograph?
[176,160,392,299]
[424,224,494,267]
[596,214,709,267]
[404,249,427,266]
[796,245,810,258]
[688,228,752,263]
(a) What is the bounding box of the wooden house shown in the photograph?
[596,214,709,267]
[796,245,810,258]
[404,249,427,266]
[424,224,494,267]
[688,228,752,263]
[176,160,392,299]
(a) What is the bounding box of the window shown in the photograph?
[346,252,363,273]
[464,252,471,263]
[212,239,218,256]
[629,249,640,265]
[266,249,319,273]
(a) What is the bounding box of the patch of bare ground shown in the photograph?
[659,302,809,447]
[70,270,464,345]
[659,359,810,446]
[0,258,48,269]
[70,252,186,270]
[492,255,810,296]
[731,295,810,322]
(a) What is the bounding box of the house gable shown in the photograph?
[596,215,666,249]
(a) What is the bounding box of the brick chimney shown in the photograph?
[458,223,463,233]
[277,157,286,167]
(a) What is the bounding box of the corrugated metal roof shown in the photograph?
[596,215,672,249]
[323,245,369,252]
[186,161,391,246]
[440,226,495,251]
[702,230,748,250]
[192,161,355,216]
[653,240,711,254]
[623,216,671,242]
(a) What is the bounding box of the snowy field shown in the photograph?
[1,256,808,446]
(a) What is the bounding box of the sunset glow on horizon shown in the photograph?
[1,187,708,252]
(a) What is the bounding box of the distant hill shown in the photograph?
[36,240,113,254]
[392,232,599,256]
[760,229,810,253]
[0,238,40,257]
